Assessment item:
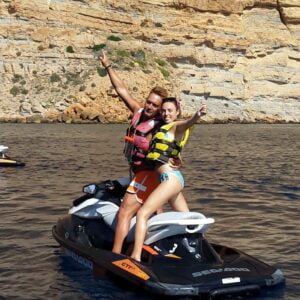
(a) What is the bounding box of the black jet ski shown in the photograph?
[0,145,25,167]
[52,178,285,298]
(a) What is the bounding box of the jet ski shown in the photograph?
[0,145,25,167]
[52,178,285,298]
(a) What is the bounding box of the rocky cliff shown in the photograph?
[0,0,299,123]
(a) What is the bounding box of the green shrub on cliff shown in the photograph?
[97,67,107,77]
[155,58,167,67]
[10,86,20,96]
[65,72,83,86]
[135,60,147,68]
[131,50,146,61]
[107,35,122,42]
[159,67,169,78]
[92,44,106,51]
[50,73,61,83]
[66,46,75,53]
[12,74,23,83]
[116,49,130,57]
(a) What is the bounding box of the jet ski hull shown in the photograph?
[0,158,25,167]
[53,212,285,298]
[0,145,25,167]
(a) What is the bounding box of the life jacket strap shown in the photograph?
[151,139,182,153]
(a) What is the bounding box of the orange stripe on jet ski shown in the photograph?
[165,253,182,259]
[142,245,159,255]
[112,259,150,281]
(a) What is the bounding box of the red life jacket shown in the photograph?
[124,108,162,170]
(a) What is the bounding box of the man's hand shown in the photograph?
[169,156,183,169]
[99,50,110,68]
[98,49,140,113]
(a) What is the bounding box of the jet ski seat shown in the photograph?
[0,145,9,157]
[69,175,215,245]
[0,145,9,153]
[69,199,214,244]
[124,212,214,244]
[69,198,120,220]
[98,208,215,244]
[142,212,214,244]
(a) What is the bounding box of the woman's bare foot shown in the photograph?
[130,255,141,262]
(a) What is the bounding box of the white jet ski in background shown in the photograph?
[0,145,25,167]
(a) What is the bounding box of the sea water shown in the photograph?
[0,123,299,299]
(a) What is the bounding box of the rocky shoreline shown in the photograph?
[0,0,299,124]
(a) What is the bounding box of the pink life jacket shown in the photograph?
[124,108,162,169]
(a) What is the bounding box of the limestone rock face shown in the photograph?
[0,0,299,123]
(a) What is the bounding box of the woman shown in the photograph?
[131,97,207,262]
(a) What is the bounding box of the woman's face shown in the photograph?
[161,101,179,123]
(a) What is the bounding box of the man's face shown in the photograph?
[143,93,163,119]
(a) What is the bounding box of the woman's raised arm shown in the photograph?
[175,104,207,134]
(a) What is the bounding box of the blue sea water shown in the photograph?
[0,123,299,299]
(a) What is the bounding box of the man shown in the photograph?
[99,51,188,254]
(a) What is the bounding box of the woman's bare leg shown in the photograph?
[112,192,141,254]
[131,178,182,261]
[169,192,189,212]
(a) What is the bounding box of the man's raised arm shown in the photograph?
[99,50,141,114]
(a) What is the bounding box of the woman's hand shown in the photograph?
[99,50,110,68]
[168,156,183,169]
[197,104,207,117]
[174,103,207,133]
